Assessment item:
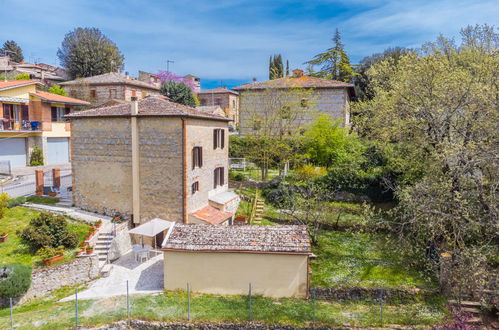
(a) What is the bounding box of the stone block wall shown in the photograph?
[238,87,349,136]
[186,118,229,214]
[19,255,99,304]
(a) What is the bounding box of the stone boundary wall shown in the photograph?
[312,287,422,303]
[19,255,99,304]
[90,320,331,330]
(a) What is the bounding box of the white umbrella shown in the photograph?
[128,218,174,248]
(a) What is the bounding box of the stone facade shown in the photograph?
[71,114,229,224]
[197,89,239,127]
[19,255,99,304]
[66,84,160,106]
[237,87,350,136]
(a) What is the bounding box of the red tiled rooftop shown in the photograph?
[66,95,231,121]
[197,87,239,95]
[190,206,233,225]
[0,80,40,90]
[31,91,90,105]
[233,75,354,90]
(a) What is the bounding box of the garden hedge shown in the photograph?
[0,263,32,298]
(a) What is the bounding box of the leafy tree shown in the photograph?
[0,193,9,219]
[269,54,284,80]
[29,146,44,166]
[48,84,66,96]
[57,27,124,78]
[14,73,30,80]
[306,29,354,82]
[1,40,24,63]
[356,25,498,295]
[286,60,290,77]
[160,80,196,107]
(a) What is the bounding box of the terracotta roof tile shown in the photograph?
[163,224,311,254]
[60,72,160,90]
[198,87,239,95]
[190,206,232,225]
[30,91,90,105]
[66,95,231,121]
[0,80,40,90]
[233,76,353,90]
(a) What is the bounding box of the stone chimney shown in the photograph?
[252,77,257,83]
[292,69,304,78]
[131,92,138,115]
[125,71,130,79]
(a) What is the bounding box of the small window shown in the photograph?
[51,107,69,122]
[253,119,261,131]
[200,98,206,106]
[214,167,225,188]
[300,98,308,107]
[90,90,96,98]
[192,146,203,169]
[213,129,225,149]
[109,89,117,99]
[191,181,199,194]
[215,98,222,106]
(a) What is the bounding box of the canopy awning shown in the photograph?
[128,218,174,237]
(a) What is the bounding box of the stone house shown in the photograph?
[0,56,70,85]
[0,80,90,168]
[66,95,239,226]
[60,72,160,106]
[197,88,239,128]
[233,69,354,136]
[162,224,311,298]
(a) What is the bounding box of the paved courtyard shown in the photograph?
[61,252,164,301]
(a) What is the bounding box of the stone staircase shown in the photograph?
[94,232,113,268]
[55,187,73,208]
[449,300,483,325]
[252,197,265,225]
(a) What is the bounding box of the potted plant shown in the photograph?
[112,214,124,224]
[76,241,87,256]
[36,189,43,196]
[86,245,94,255]
[48,191,57,197]
[235,215,247,223]
[38,246,65,265]
[94,220,102,228]
[0,232,8,243]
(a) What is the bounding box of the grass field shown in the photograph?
[0,207,90,267]
[0,287,447,329]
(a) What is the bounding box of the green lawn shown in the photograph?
[311,230,435,290]
[0,207,90,268]
[26,196,60,205]
[0,289,447,329]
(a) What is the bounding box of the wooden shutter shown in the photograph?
[213,129,217,149]
[221,167,225,185]
[192,147,196,169]
[214,169,217,188]
[221,129,225,149]
[21,105,29,121]
[199,147,203,168]
[51,107,57,121]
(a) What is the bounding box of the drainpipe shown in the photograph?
[181,117,188,223]
[131,94,140,223]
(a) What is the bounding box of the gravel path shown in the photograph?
[61,252,164,301]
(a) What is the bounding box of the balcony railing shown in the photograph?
[0,120,41,131]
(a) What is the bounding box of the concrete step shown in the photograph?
[448,300,481,307]
[467,317,482,324]
[461,307,481,314]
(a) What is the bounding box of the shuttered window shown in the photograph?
[214,167,225,188]
[21,105,29,121]
[191,181,199,194]
[192,147,203,169]
[213,129,225,149]
[51,107,67,122]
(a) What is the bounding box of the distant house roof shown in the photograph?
[233,76,354,92]
[60,72,160,91]
[30,91,90,106]
[197,87,238,96]
[0,80,40,91]
[190,206,233,225]
[196,105,226,117]
[66,95,231,122]
[163,224,311,254]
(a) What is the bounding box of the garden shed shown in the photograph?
[162,224,311,298]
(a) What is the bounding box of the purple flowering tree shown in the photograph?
[155,71,196,92]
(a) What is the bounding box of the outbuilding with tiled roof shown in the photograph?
[162,224,311,298]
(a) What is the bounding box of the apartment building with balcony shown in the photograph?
[0,80,90,168]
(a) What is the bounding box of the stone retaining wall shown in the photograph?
[312,287,421,303]
[19,255,99,304]
[90,320,331,330]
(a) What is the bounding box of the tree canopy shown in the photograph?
[160,80,196,107]
[269,54,284,80]
[57,27,124,78]
[306,29,354,82]
[1,40,24,63]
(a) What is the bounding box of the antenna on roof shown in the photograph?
[167,59,175,73]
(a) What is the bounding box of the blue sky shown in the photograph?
[0,0,497,89]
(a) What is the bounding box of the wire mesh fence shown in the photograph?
[0,283,394,329]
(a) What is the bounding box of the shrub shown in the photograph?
[0,263,32,298]
[292,164,327,182]
[18,212,79,251]
[29,146,44,166]
[0,193,9,219]
[37,246,64,260]
[7,196,27,208]
[229,171,247,181]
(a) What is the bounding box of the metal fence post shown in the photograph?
[248,282,252,323]
[312,287,317,323]
[187,283,191,322]
[379,288,383,327]
[75,288,78,329]
[126,280,130,323]
[9,297,13,330]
